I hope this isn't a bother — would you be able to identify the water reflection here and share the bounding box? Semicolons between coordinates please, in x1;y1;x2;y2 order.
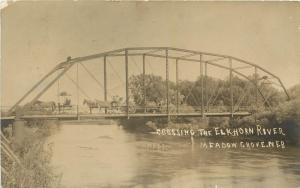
48;123;300;188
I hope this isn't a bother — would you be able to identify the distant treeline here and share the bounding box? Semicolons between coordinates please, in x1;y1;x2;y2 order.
129;73;288;110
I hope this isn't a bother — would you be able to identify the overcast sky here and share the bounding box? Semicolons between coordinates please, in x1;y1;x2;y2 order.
1;1;300;106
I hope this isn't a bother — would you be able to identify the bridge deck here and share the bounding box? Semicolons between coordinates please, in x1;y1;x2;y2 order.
1;112;251;121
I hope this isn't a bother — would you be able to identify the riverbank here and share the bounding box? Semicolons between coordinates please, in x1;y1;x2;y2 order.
1;120;61;188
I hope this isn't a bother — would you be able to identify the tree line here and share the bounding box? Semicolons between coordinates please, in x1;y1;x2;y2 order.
129;73;285;111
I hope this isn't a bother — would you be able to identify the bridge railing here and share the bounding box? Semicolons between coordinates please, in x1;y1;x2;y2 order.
2;104;254;117
176;105;254;113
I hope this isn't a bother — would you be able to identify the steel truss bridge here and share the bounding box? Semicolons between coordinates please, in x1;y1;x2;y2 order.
3;47;290;121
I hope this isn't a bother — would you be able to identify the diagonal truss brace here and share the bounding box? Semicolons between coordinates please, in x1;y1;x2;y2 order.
8;61;74;113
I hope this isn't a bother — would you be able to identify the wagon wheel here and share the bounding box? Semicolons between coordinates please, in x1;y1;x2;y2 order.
129;106;136;113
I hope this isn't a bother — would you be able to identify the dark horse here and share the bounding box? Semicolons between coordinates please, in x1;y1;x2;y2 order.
23;100;56;113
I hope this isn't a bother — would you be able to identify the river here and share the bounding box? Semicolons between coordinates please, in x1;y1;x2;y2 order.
47;122;300;188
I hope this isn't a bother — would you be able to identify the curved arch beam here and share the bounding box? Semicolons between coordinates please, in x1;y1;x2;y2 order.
63;47;289;100
9;47;289;113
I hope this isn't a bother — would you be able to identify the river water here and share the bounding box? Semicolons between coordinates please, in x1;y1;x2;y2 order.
48;122;300;188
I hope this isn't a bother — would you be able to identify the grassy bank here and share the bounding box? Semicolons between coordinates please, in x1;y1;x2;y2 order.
1;120;61;188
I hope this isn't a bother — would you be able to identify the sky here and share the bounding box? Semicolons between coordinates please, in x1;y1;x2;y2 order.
1;1;300;107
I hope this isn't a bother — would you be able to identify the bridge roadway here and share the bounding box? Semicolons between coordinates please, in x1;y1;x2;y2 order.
1;112;251;121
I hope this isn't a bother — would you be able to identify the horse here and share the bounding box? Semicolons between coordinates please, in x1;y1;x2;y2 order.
83;99;101;114
23;100;56;113
95;100;111;113
35;101;56;112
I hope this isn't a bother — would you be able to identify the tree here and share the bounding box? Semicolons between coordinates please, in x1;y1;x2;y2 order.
130;74;165;105
288;84;300;100
129;73;284;112
129;74;181;106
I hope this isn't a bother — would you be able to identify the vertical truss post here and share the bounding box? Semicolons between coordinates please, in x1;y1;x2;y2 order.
143;54;146;113
166;49;170;121
125;49;129;119
76;63;79;120
57;73;61;114
229;58;233;117
204;62;208;112
200;55;204;118
176;59;179;114
254;67;258;121
104;56;107;114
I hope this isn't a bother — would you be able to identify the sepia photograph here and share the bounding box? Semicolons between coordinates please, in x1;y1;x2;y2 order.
1;1;300;188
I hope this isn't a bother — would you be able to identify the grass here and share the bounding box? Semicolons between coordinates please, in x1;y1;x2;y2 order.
1;120;62;188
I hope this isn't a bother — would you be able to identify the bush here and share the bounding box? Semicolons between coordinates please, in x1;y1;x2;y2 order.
274;99;300;126
1;120;61;188
274;100;300;144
